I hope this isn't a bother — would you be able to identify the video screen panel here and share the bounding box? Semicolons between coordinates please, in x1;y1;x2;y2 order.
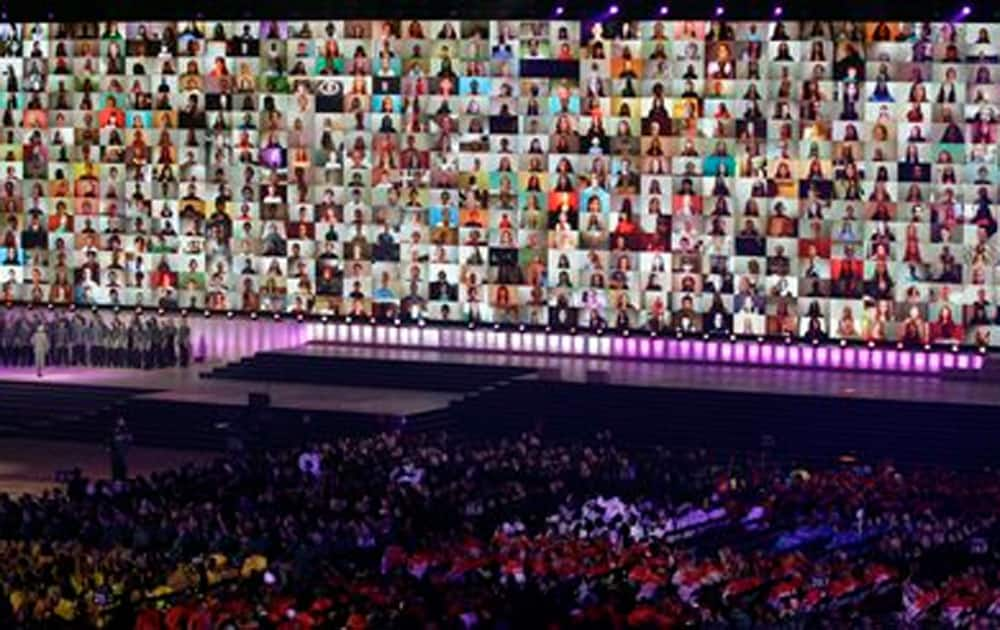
0;19;998;347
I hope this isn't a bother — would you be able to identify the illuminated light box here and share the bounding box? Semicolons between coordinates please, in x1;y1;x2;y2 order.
423;328;440;349
734;343;749;364
858;349;871;370
610;337;625;357
842;347;856;369
623;338;639;358
760;344;774;365
398;327;412;346
638;338;650;358
801;346;815;367
871;350;885;371
815;346;828;368
651;338;666;359
773;345;787;365
510;332;523;353
532;333;547;354
829;347;841;368
930;354;944;372
678;340;692;360
597;337;612;357
557;334;572;354
787;346;801;366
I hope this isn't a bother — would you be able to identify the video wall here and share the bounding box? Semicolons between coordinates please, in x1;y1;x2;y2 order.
1;19;999;346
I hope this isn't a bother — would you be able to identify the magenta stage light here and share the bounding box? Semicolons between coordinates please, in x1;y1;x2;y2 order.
296;322;983;375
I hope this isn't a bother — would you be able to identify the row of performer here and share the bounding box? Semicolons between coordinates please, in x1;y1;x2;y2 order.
0;312;193;370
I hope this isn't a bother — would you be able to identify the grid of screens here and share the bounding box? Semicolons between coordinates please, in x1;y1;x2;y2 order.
2;20;1000;347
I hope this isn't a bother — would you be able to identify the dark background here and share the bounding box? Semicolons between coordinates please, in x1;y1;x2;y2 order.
0;0;982;22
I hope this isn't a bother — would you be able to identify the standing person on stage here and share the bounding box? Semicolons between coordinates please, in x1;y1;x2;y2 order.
46;316;57;366
28;316;40;366
46;316;58;366
147;317;160;369
31;323;49;377
53;315;69;366
135;315;148;369
8;315;18;366
127;315;141;368
136;317;147;369
44;316;57;367
14;315;32;366
104;316;118;367
108;417;133;482
81;314;95;366
0;313;10;366
177;314;191;367
2;313;13;366
14;315;29;366
62;315;73;365
110;314;125;367
162;317;177;367
116;315;129;367
23;316;37;367
69;314;83;365
91;314;107;366
99;313;113;367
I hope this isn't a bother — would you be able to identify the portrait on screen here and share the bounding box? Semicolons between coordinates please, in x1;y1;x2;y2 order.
0;18;995;346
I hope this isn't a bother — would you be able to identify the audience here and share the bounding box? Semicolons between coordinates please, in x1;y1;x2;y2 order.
0;429;998;627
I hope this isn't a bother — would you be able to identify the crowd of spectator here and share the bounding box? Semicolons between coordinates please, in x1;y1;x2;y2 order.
0;429;999;627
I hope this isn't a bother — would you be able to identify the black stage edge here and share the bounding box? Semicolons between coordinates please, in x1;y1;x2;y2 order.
198;346;1000;469
4;346;996;465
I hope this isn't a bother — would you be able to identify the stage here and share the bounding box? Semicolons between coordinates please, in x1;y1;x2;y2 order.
0;363;460;415
0;341;998;413
0;340;998;467
278;343;1000;409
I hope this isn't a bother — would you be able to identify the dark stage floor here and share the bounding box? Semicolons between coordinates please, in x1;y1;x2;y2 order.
0;343;997;413
1;344;998;468
286;343;1000;409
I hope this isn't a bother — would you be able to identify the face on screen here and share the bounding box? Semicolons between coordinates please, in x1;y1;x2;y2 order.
0;19;997;346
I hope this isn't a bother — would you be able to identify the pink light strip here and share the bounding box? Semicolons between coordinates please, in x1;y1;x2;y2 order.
291;321;984;376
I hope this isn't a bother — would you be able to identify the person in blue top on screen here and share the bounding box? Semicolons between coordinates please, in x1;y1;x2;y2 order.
373;271;397;302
